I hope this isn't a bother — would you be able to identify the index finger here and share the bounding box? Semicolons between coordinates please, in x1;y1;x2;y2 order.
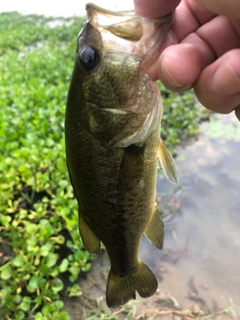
195;0;240;19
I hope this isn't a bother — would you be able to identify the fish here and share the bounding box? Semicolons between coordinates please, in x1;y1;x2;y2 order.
65;3;177;308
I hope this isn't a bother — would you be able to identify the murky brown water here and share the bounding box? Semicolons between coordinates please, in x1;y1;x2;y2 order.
64;113;240;319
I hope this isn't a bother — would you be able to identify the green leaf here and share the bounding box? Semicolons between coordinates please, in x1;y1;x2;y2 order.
18;296;32;311
46;252;57;267
39;243;52;257
27;275;40;292
35;295;43;305
67;284;82;297
54;299;64;310
12;254;25;267
40;264;50;275
25;222;38;234
14;295;22;304
42;303;53;316
54;311;70;320
50;278;64;293
1;264;12;280
15;310;25;320
59;258;69;273
35;312;46;320
69;265;80;276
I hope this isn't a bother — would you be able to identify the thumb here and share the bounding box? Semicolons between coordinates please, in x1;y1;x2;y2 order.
134;0;180;18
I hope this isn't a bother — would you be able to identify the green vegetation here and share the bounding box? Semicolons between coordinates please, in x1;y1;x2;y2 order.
160;85;199;149
0;11;207;320
0;12;89;320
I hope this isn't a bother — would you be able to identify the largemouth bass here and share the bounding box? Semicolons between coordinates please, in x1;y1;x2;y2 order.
65;3;177;308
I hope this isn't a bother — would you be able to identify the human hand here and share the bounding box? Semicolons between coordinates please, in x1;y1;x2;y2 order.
134;0;240;120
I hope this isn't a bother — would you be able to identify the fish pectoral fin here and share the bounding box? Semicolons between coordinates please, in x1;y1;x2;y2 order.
106;262;157;308
157;138;178;185
144;205;164;250
117;144;145;192
79;210;101;255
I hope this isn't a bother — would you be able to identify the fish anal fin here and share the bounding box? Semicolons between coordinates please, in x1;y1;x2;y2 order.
79;210;101;255
106;262;157;308
144;205;164;250
157;138;178;185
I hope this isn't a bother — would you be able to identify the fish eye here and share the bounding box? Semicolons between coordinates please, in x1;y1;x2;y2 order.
79;46;100;71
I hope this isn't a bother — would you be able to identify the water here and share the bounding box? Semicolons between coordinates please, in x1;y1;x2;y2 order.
141;113;240;316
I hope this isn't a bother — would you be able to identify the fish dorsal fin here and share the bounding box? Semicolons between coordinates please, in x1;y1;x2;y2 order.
144;205;164;250
157;138;178;185
79;210;101;254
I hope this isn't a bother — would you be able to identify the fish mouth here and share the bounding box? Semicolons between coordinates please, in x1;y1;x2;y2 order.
86;2;144;44
84;3;174;70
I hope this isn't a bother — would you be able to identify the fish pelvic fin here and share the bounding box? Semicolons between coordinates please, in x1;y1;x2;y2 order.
106;262;157;308
144;205;164;250
157;138;178;185
79;210;101;254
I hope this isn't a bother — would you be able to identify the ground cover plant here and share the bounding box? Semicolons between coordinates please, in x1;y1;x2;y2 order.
0;11;207;320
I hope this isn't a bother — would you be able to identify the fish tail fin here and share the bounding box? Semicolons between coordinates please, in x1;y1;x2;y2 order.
106;262;157;308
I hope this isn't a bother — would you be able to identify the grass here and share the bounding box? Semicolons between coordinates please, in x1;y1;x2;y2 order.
0;11;209;320
82;296;236;320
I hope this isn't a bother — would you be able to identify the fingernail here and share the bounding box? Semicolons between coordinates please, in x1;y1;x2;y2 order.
212;62;240;97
